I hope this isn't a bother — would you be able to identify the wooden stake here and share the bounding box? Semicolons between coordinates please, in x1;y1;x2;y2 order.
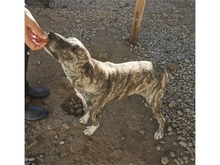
129;0;147;45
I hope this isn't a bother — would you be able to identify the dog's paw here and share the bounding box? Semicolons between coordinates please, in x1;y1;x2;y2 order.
79;113;89;124
154;131;164;140
83;125;99;136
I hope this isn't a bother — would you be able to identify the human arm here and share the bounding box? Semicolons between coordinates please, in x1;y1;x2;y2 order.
25;7;48;50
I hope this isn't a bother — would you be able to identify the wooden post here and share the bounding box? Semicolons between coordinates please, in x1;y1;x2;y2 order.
129;0;147;45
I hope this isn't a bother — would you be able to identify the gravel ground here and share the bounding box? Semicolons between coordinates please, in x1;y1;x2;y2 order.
25;0;195;164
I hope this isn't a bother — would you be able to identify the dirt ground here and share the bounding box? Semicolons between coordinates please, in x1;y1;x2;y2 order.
25;3;195;165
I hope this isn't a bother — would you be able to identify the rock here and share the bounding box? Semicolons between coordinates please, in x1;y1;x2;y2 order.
155;144;161;151
177;157;184;164
60;141;65;145
28;157;35;161
177;110;183;116
75;20;81;23
139;129;145;135
186;146;194;155
167;62;179;71
174;158;181;165
188;34;195;40
76;108;84;116
167;19;175;26
98;52;110;60
47;117;63;130
187;142;193;147
184;59;190;64
161;157;169;165
170;151;175;157
167;126;172;132
110;150;122;159
62;123;70;129
162;13;168;18
179;141;187;148
169;101;177;108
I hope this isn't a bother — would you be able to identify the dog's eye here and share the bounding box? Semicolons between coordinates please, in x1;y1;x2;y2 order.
72;45;80;53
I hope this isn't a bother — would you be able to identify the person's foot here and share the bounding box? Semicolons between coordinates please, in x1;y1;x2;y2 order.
26;86;50;99
25;105;48;121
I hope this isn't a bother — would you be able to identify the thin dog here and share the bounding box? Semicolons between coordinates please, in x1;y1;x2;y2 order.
44;32;168;139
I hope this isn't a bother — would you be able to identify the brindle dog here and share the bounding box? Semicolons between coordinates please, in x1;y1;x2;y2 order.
44;32;168;139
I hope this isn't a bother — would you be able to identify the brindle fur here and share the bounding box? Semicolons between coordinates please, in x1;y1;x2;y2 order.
44;32;168;139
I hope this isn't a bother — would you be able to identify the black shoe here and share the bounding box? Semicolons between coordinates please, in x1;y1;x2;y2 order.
25;105;49;121
26;87;50;99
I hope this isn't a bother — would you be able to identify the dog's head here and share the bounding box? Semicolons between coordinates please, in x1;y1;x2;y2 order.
44;32;93;75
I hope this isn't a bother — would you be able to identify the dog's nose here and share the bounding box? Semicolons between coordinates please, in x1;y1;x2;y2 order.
48;32;56;39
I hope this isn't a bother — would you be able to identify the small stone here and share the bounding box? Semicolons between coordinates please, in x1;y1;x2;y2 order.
161;157;169;165
156;144;161;151
168;132;175;136
62;123;70;129
167;62;179;71
54;134;58;139
28;157;35;161
173;141;178;146
191;156;195;161
37;81;41;85
159;141;165;144
177;110;183;116
186;146;194;155
139;129;145;135
188;34;195;40
167;126;172;132
174;158;181;165
60;141;65;145
37;61;41;65
179;141;187;148
169;101;177;108
184;59;190;64
172;123;178;128
187;142;193;147
76;108;84;116
177;157;184;164
110;150;122;159
47;117;63;130
167;19;175;26
75;20;81;23
162;13;168;18
170;151;175;157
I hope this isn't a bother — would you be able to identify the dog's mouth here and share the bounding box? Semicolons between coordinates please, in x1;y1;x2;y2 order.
44;32;61;59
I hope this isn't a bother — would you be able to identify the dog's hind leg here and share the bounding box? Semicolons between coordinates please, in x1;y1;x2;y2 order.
142;90;166;140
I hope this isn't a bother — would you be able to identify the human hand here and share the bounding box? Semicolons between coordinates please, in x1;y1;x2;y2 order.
25;8;49;50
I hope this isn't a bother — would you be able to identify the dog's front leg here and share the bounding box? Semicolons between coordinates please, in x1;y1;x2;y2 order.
84;103;104;136
75;89;90;124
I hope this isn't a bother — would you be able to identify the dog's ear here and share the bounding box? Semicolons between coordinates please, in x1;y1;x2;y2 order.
83;62;94;77
72;45;80;54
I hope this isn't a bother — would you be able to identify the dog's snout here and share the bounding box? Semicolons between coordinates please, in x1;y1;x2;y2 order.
48;32;56;39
